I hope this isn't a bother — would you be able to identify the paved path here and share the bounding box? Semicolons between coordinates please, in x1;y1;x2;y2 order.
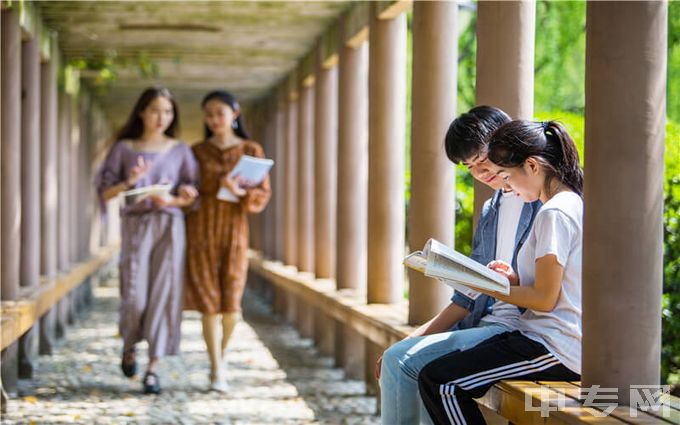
1;281;379;424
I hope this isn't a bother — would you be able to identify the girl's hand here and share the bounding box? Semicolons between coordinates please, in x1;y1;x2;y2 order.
221;173;247;198
127;156;153;187
178;185;198;202
149;194;176;208
488;260;520;286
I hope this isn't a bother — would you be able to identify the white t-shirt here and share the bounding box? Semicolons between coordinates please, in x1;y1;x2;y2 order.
496;190;525;263
480;192;525;329
516;191;583;374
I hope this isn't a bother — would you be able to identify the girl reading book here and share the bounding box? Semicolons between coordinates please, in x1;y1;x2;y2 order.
418;120;584;424
184;90;271;392
95;87;198;394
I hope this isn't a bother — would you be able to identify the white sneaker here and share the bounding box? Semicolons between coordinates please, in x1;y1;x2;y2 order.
209;373;229;393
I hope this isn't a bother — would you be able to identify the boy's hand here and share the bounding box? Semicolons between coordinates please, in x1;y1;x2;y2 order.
487;260;519;286
375;355;383;380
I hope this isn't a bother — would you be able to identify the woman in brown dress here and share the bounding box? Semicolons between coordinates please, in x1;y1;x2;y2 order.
185;90;271;391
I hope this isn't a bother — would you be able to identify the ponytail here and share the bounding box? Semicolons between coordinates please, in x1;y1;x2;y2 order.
488;120;583;196
544;121;583;196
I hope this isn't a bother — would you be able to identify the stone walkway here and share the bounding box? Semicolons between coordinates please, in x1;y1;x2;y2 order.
1;281;379;424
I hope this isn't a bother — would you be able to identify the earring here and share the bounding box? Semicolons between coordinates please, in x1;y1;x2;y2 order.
231;120;238;129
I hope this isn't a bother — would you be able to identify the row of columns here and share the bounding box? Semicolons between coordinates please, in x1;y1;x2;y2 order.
250;0;666;404
1;7;110;396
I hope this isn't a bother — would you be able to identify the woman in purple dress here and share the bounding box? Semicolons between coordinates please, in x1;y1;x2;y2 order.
96;87;198;394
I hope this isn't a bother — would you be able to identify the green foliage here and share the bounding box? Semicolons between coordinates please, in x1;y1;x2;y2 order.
668;1;680;122
69;50;160;94
454;164;474;256
457;11;477;114
534;1;586;114
663;119;680;384
534;111;585;163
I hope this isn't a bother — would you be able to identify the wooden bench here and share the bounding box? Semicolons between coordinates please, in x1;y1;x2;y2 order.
478;380;680;424
249;251;680;424
0;244;119;351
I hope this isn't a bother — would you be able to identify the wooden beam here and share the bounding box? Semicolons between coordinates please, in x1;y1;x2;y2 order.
341;2;370;47
18;0;38;39
376;0;413;20
318;21;339;69
249;251;413;349
0;244;119;351
298;49;316;87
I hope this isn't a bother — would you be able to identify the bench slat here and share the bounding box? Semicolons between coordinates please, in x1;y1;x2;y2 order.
538;381;679;424
494;381;628;424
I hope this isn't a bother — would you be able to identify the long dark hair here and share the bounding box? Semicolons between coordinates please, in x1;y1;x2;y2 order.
201;90;250;140
444;105;511;164
115;87;179;141
487;120;583;196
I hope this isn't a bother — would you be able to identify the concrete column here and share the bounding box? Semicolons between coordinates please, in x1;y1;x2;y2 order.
262;101;277;259
407;0;458;324
337;41;369;291
77;97;94;262
296;79;316;341
285;293;297;326
313;307;335;357
367;9;407;304
314;60;338;279
283;95;298;267
582;1;667;404
365;340;382;396
21;36;42;291
18;36;42;379
334;320;366;380
1;7;22;396
248;105;264;253
310;59;338;353
58;93;71;271
272;286;285;316
296;82;315;273
260;104;270;256
473;0;536;227
40;55;59;355
40;56;59;275
1;8;22;303
70;96;80;263
282;90;299;325
56;92;73;338
273;90;287;262
296;301;314;340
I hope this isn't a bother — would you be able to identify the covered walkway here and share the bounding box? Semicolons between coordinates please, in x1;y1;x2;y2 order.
2;278;378;424
1;0;677;423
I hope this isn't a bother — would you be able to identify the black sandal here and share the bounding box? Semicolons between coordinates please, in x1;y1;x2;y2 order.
121;348;137;378
143;371;161;395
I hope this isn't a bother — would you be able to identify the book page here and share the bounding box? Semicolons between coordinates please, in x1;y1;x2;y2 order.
217;155;274;203
119;184;172;207
228;155;274;186
424;239;510;295
403;251;427;273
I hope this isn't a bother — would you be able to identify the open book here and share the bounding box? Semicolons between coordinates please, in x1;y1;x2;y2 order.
119;184;172;208
404;238;510;295
217;155;274;202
